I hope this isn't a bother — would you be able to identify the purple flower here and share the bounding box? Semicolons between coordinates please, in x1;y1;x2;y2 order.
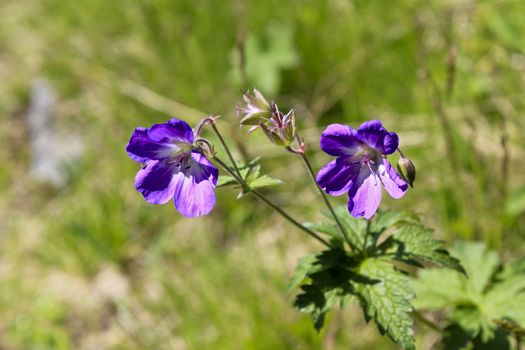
316;120;408;220
126;118;218;218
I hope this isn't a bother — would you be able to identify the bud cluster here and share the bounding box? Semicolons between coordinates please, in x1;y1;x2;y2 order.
236;89;296;147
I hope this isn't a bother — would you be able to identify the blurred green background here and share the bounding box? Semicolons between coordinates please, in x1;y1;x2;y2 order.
1;0;525;349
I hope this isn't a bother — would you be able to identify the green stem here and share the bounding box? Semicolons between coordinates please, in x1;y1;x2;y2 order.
413;310;442;333
297;150;354;250
210;122;242;179
212;156;330;247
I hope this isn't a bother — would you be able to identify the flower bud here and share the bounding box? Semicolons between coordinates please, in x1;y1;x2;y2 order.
194;137;216;159
282;109;296;144
258;107;296;147
260;122;289;147
397;155;416;188
236;88;271;125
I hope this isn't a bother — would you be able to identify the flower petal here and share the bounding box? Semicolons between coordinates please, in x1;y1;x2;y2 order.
188;151;219;185
320;124;360;156
347;169;382;220
357;120;387;152
148;118;194;144
172;176;215;218
172;151;218;218
126;127;168;163
135;160;176;204
383;132;399;155
377;158;408;199
316;157;360;196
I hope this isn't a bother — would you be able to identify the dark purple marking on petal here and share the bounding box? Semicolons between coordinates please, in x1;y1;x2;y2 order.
378;158;407;199
148;118;194;144
383;132;399;155
135;160;176;204
186;151;219;185
320;124;361;156
316;157;361;196
347;168;382;220
126;127;169;163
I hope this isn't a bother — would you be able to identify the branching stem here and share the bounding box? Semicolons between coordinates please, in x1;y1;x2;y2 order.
206;122;331;248
288;143;355;250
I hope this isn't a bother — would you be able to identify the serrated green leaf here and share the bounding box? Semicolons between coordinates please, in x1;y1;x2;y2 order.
378;224;463;272
292;249;362;331
247;174;283;190
216;175;238;187
352;258;415;350
287;253;319;294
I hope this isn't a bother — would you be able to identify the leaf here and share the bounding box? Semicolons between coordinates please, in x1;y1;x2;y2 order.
369;210;420;233
323;206;367;250
449;306;496;341
292;249;359;330
451;241;498;294
216;158;282;195
287;253;319;294
247;175;283;190
216;175;238;187
412;269;469;309
303;222;344;249
352;258;415;350
378;224;464;272
413;241;525;346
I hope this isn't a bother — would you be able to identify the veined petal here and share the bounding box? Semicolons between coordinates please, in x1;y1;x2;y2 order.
320;124;360;156
172;175;216;218
378;158;408;199
383;132;399;155
347;169;382;220
316;157;360;196
172;151;218;218
126;127;168;163
357;120;387;153
148;118;194;144
188;151;219;185
135;160;176;204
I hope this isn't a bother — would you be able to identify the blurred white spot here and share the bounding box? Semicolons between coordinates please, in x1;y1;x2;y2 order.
27;78;83;187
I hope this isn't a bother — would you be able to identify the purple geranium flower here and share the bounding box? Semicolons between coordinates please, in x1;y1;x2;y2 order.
316;120;408;220
126;118;218;218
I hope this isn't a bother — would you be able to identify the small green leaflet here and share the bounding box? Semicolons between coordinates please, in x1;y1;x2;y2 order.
216;158;282;197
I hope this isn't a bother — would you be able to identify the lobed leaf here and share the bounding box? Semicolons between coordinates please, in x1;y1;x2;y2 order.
378;224;464;272
352;258;415;350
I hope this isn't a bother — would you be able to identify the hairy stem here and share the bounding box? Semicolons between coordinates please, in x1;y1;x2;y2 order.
294;148;355;250
210;121;242;179
212;156;330;247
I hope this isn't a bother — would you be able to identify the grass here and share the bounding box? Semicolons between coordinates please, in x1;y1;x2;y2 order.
1;0;525;348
